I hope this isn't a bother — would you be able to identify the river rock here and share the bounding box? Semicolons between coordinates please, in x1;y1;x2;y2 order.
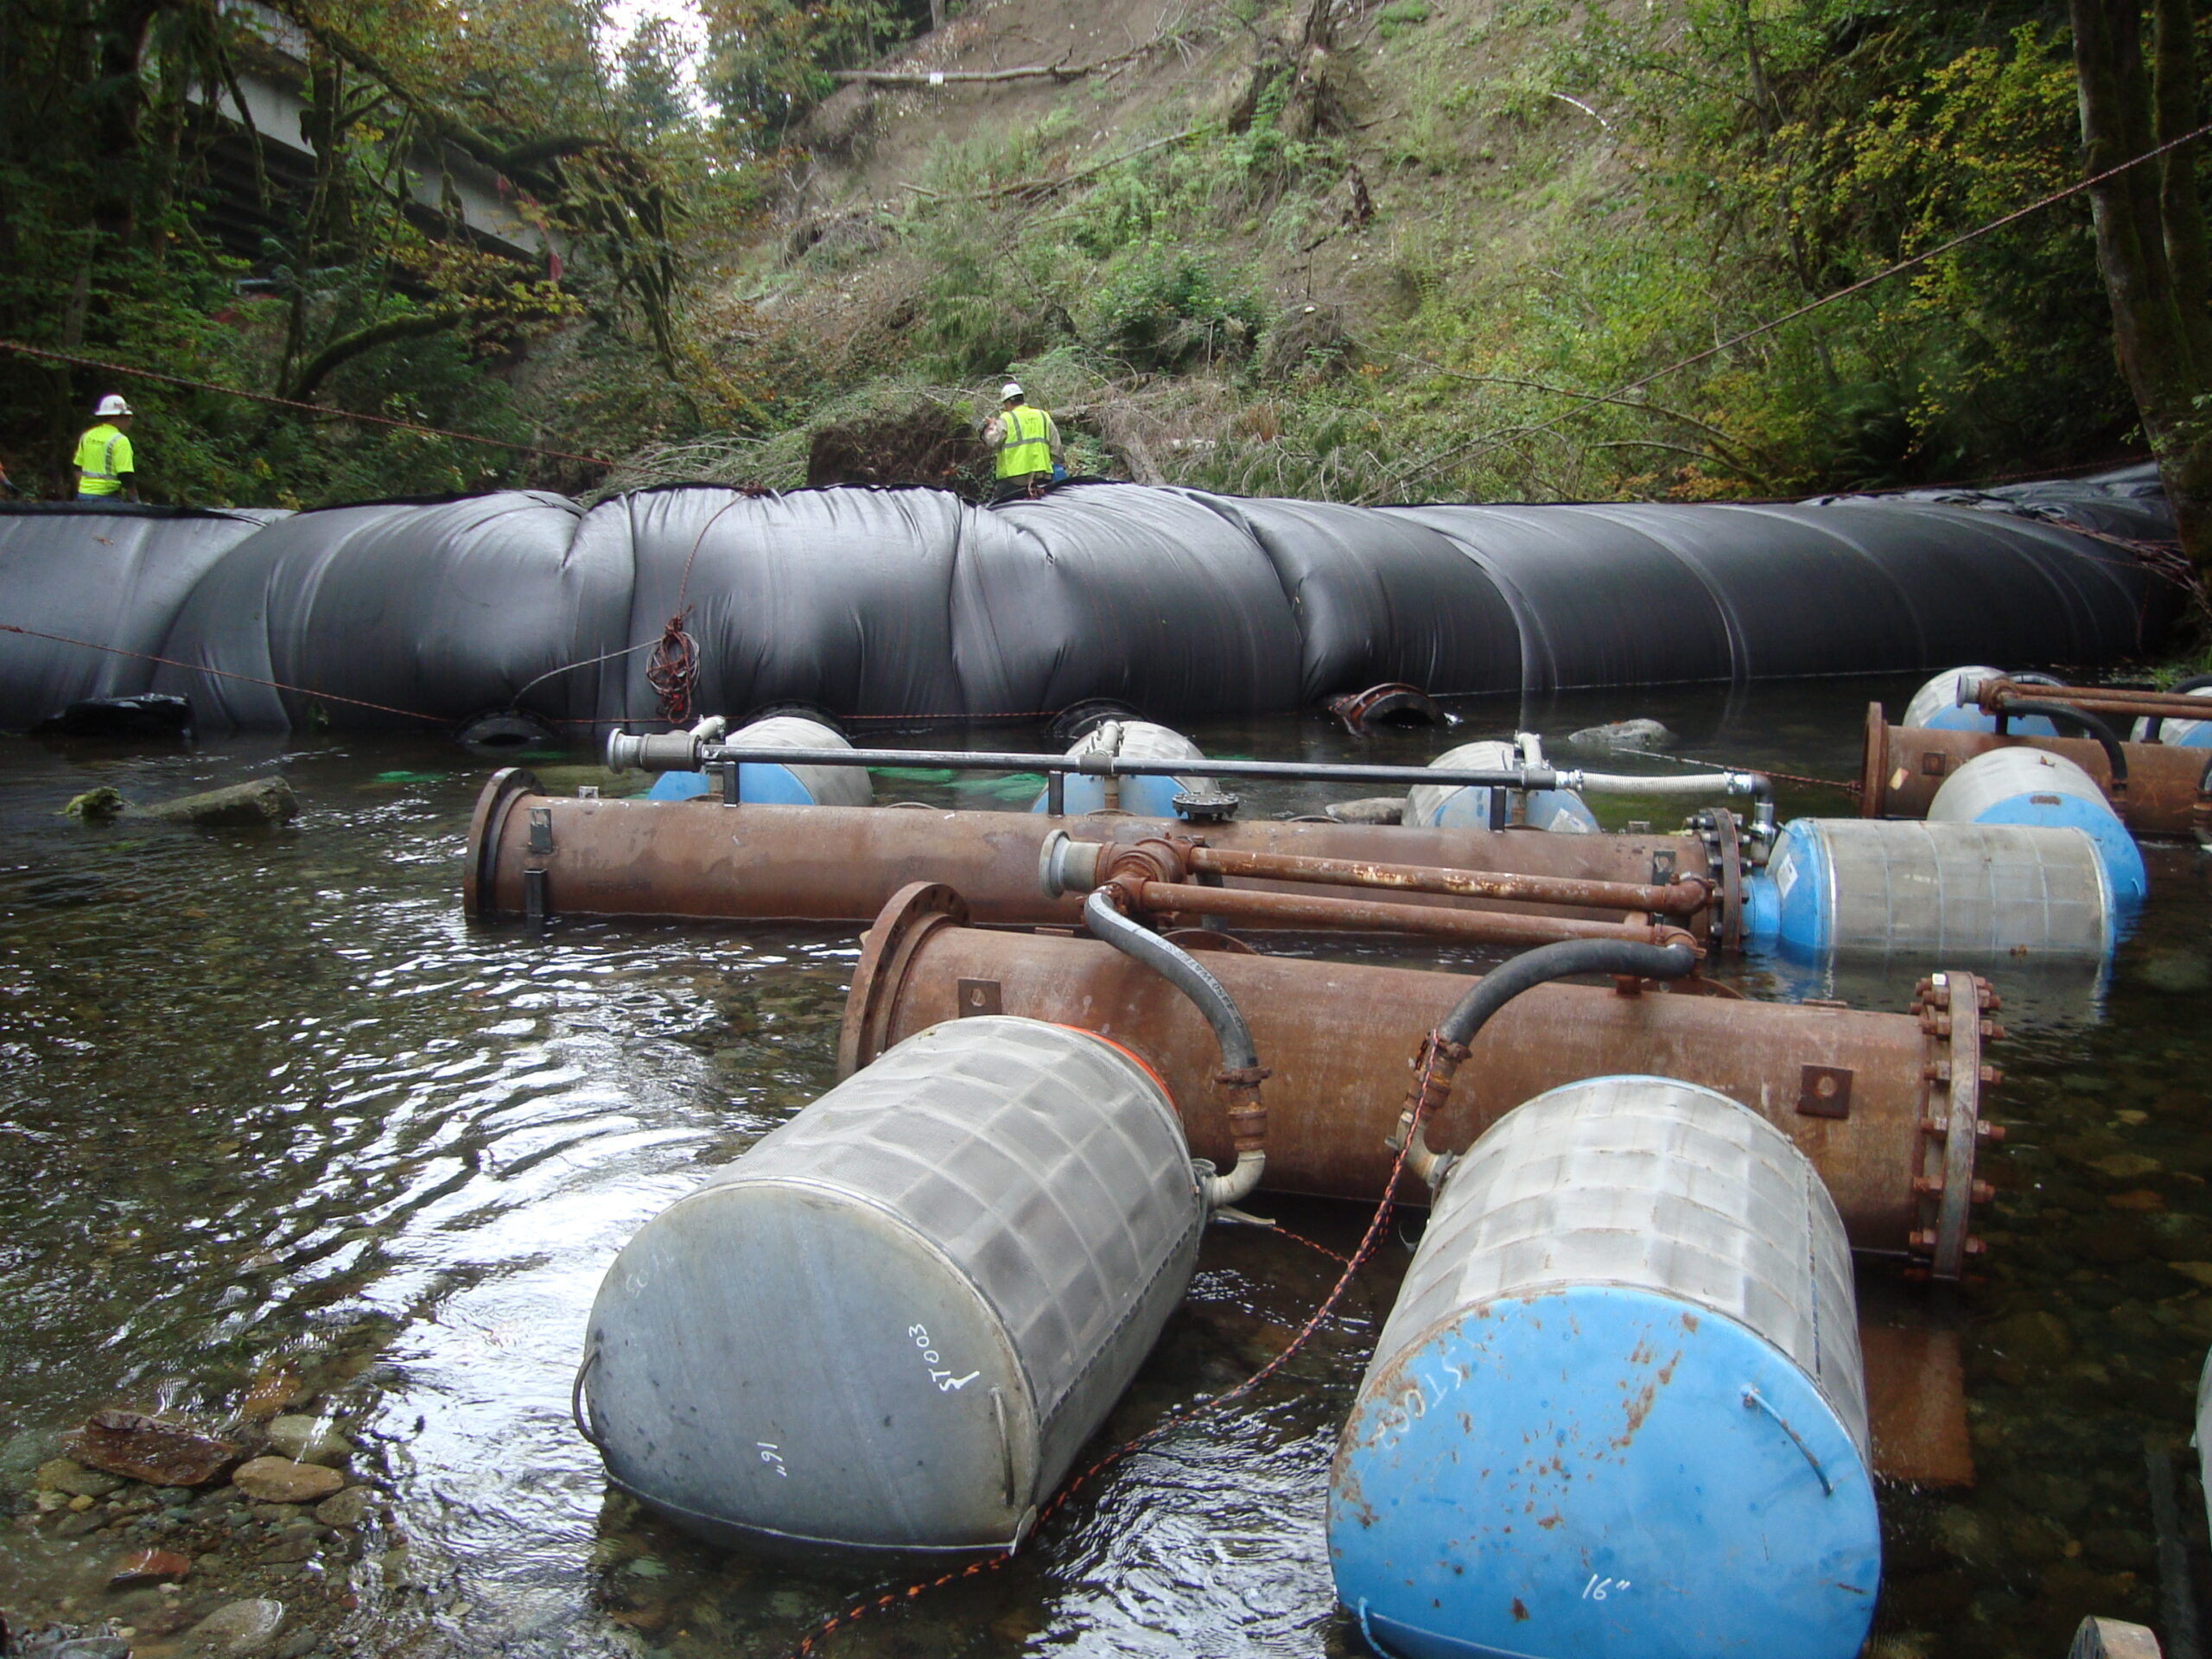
1987;1307;2075;1368
2140;948;2212;995
35;1458;122;1499
1323;797;1403;825
141;778;298;827
262;1414;352;1467
182;1598;286;1656
68;1408;240;1486
61;787;127;822
231;1458;343;1504
111;1547;192;1585
2091;1153;2162;1180
312;1485;371;1529
1565;717;1675;753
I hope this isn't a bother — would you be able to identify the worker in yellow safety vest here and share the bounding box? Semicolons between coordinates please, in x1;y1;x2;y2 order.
72;395;138;503
983;382;1064;500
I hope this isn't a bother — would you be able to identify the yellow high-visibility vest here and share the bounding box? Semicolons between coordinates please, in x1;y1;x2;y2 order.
995;405;1052;479
73;423;134;496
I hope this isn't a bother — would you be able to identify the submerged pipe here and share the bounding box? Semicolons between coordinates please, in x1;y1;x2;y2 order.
839;886;1998;1268
1391;937;1700;1185
1081;890;1267;1207
1859;704;2210;834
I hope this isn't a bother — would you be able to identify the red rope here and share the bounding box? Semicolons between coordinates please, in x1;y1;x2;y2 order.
0;338;615;469
644;614;697;726
0;621;450;723
789;1052;1444;1657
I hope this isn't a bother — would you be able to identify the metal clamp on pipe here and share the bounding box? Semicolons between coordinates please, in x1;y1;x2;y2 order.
1387;936;1702;1188
1081;887;1269;1208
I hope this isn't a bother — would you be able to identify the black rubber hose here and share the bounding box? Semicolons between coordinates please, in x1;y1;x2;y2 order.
1083;889;1257;1071
2145;675;2212;746
1436;937;1700;1052
1993;698;2129;783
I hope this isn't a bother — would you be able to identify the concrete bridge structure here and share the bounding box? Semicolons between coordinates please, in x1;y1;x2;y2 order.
189;2;556;267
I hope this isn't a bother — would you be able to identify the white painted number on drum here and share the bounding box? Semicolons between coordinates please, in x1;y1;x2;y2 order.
906;1323;980;1392
1580;1575;1630;1600
757;1441;789;1478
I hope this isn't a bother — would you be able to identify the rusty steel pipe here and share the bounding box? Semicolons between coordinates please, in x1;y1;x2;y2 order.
839;884;1998;1268
1859;703;2211;835
1123;878;1703;951
466;768;1728;932
1973;677;2212;721
1179;844;1713;915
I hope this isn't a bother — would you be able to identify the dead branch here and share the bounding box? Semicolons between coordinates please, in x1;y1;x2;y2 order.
978;125;1208;199
834;26;1167;87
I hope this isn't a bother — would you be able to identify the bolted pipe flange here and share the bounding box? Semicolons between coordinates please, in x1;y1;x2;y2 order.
1910;970;1996;1280
837;881;973;1077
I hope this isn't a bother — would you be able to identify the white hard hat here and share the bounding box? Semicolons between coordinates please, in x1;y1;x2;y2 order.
1001;382;1023;401
95;394;132;417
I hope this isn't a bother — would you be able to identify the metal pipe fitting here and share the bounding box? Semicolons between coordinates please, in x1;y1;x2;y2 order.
1081;890;1267;1208
606;728;703;773
1038;829;1103;899
1391;937;1701;1186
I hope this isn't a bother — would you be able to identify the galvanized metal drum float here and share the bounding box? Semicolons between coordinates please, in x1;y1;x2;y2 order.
1402;739;1599;834
578;1016;1205;1554
1328;1076;1879;1659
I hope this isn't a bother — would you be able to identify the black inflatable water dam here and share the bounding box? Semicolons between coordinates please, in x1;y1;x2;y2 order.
0;471;2176;732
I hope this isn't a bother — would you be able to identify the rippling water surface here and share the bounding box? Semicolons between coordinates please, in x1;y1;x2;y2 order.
1;682;2209;1659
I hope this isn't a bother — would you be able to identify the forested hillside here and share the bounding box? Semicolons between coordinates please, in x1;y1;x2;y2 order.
0;0;2200;518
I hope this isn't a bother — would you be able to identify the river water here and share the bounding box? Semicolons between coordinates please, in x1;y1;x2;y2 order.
1;678;2209;1659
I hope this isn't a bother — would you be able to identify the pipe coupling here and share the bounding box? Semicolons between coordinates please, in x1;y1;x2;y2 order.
1224;1097;1268;1156
605;728;703;774
1038;829;1103;899
1104;836;1194;887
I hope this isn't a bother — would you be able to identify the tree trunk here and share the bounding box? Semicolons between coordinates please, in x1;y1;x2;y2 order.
2071;0;2212;576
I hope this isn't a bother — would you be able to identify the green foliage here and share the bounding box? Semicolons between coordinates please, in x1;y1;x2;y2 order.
0;0;726;505
702;0;926;145
1088;244;1262;371
1374;0;1429;41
